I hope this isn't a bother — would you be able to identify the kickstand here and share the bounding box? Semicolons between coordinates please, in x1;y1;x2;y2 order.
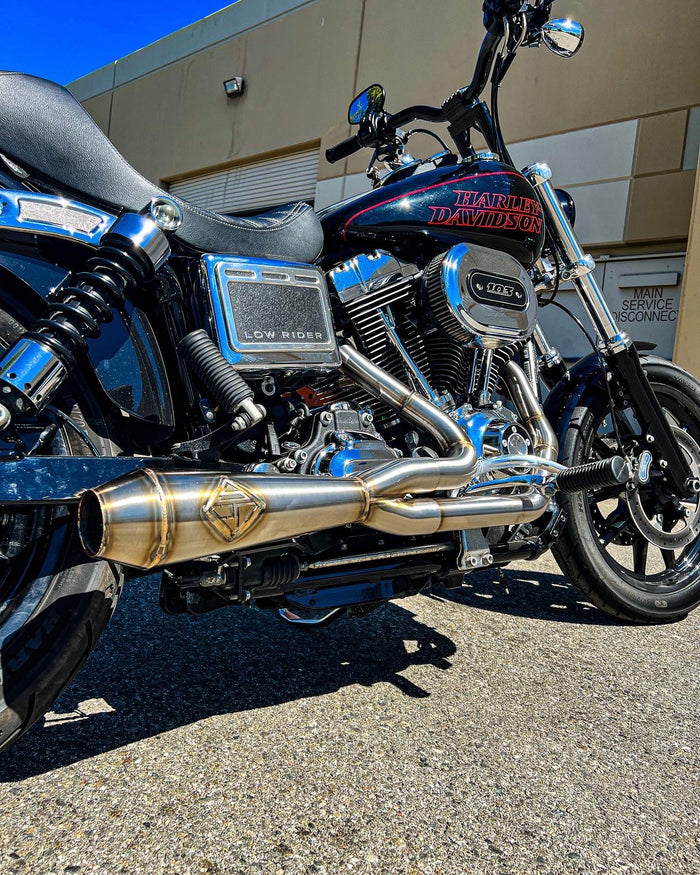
496;567;509;595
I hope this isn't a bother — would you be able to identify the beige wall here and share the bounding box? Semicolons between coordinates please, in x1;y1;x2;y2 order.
89;1;364;186
72;0;700;359
674;156;700;377
77;0;700;250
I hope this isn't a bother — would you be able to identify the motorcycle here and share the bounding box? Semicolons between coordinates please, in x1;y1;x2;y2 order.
0;0;698;753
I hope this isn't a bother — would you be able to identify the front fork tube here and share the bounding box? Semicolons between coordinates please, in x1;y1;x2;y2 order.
525;162;695;496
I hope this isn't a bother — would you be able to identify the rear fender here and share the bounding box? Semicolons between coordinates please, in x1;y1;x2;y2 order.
0;250;174;431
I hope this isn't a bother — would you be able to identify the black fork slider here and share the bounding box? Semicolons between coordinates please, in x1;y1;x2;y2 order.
555;456;630;494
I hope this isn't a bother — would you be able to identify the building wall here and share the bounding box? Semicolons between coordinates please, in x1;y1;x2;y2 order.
70;0;700;252
68;0;700;361
674;154;700;376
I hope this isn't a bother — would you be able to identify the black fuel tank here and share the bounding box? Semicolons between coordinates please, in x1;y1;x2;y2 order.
320;157;545;266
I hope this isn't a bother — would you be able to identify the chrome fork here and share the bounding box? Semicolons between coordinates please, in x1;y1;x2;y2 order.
523;162;630;355
524;162;696;496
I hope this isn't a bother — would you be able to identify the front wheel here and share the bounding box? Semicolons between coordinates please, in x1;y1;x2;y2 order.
552;357;700;623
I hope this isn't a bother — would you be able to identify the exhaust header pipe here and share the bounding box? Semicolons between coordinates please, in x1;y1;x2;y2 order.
78;346;549;569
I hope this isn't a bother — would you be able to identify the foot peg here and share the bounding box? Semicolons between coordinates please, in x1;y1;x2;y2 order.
555;456;630;494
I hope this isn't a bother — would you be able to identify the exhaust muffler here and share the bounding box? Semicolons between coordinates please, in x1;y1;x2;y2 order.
78;346;550;569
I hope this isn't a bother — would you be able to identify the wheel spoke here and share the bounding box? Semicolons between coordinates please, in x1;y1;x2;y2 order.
632;537;648;575
661;549;676;570
599;506;631;546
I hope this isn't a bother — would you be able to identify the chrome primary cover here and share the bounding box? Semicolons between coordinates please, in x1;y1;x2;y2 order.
424;242;537;348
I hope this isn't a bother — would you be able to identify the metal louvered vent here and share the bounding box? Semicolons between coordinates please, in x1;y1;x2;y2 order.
167;148;320;214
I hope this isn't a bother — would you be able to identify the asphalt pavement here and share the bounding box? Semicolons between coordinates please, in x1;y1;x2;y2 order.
0;554;698;874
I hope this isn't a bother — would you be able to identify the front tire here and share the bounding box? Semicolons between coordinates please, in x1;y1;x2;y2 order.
552;357;700;623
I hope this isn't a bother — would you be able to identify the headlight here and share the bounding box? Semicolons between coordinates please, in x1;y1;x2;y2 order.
555;188;576;227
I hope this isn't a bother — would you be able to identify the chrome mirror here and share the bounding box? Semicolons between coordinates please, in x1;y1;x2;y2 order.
348;84;385;125
541;18;585;58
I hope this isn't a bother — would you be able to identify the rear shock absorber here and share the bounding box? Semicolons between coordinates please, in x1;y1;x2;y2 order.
0;208;172;415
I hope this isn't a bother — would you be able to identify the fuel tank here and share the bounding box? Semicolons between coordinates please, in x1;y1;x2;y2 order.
320;157;545;266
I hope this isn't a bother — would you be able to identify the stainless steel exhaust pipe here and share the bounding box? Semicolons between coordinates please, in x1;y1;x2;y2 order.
501;359;559;462
78;470;368;569
366;491;549;537
78;346;550;569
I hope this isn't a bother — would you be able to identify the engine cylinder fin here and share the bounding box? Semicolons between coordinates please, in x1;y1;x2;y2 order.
332;271;429;409
490;343;523;398
423;335;473;396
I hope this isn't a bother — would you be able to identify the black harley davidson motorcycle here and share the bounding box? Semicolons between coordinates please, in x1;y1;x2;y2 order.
0;0;698;752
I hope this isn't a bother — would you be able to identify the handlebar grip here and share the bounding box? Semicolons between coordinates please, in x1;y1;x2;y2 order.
325;135;362;164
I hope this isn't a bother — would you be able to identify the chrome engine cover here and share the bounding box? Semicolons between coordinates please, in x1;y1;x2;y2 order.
424;242;537;348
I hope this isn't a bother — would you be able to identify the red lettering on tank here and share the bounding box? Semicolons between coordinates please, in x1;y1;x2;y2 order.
428;189;543;236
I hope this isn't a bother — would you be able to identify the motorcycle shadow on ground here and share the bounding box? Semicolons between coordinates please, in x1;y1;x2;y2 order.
0;577;457;779
0;567;609;779
436;565;617;626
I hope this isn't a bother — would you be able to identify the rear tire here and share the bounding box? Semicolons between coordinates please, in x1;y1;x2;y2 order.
552;357;700;623
0;305;123;753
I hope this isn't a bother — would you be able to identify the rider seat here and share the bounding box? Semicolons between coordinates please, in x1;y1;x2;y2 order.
0;72;323;264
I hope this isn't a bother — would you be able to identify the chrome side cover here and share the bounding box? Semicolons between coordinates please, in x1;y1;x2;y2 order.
0;189;115;245
202;254;340;370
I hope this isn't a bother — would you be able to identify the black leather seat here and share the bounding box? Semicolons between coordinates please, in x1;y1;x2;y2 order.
0;72;324;263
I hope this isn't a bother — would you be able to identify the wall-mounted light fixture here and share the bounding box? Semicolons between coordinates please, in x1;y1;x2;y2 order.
223;77;245;98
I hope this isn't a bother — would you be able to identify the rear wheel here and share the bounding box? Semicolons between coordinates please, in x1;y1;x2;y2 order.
552;357;700;623
0;305;122;753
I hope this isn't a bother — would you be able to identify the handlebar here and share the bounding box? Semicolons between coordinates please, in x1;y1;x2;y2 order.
326;2;555;165
459;30;501;104
325;134;362;164
387;104;445;131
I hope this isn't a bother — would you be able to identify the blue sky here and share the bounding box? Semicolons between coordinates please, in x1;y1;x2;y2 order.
6;1;235;85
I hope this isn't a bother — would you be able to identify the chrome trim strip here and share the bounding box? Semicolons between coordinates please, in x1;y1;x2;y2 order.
0;190;115;245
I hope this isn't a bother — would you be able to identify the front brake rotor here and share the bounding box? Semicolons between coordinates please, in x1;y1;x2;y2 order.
626;426;700;549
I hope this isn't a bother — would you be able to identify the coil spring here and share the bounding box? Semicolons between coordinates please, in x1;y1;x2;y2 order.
262;554;302;588
28;237;154;367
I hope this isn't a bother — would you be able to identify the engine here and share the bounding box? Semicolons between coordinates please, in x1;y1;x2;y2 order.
198;244;540;480
159;244;553;613
260;242;539;476
316;244;538;416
